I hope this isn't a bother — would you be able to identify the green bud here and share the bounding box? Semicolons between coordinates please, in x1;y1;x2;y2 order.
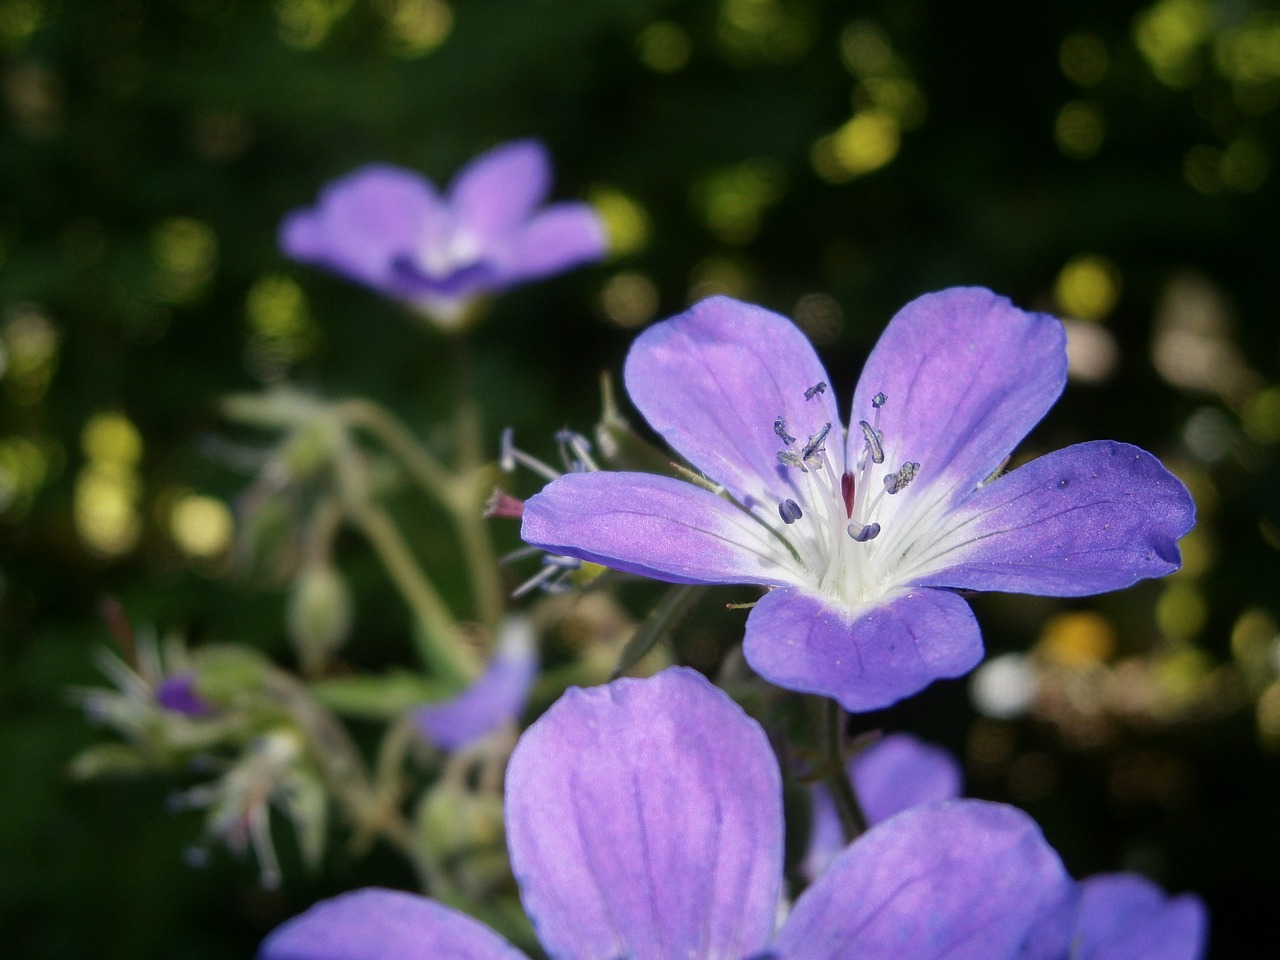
287;562;354;673
416;781;511;897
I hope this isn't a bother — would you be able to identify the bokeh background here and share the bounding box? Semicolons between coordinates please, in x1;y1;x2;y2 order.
3;0;1279;956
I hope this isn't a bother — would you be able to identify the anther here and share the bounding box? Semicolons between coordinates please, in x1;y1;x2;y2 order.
848;521;881;542
859;420;885;464
777;450;808;471
802;422;832;462
556;429;598;472
778;499;803;524
872;392;887;408
805;381;827;401
774;417;796;445
883;461;921;494
840;471;856;518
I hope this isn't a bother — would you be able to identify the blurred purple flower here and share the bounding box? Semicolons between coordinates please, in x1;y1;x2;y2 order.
804;732;962;880
155;673;217;718
412;617;537;751
280;139;606;327
261;668;1081;960
522;289;1195;711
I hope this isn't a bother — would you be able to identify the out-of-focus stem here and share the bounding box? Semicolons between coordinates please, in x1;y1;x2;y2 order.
820;697;868;842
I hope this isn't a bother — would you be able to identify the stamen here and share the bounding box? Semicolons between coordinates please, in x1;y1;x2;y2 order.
556;429;599;472
872;392;887;408
774;417;796;445
883;461;921;494
777;450;808;471
499;427;561;482
778;499;803;524
804;381;828;401
858;420;885;464
841;471;856;518
848;521;881;542
802;422;832;463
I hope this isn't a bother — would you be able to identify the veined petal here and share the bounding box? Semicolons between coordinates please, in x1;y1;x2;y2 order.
624;296;841;513
449;139;550;246
413;617;537;751
521;471;801;586
849;287;1067;515
909;441;1194;596
280;165;442;293
505;667;781;960
502;203;607;281
774;800;1078;960
1075;873;1208;960
742;586;983;712
258;888;529;960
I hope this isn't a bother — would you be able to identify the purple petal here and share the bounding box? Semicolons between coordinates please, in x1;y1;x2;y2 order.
448;139;550;246
805;734;963;880
279;165;442;297
849;288;1066;514
1075;873;1208;960
852;733;964;823
413;617;537;751
624;296;842;513
155;673;216;717
504;667;781;960
500;203;607;282
521;470;802;586
259;888;529;960
742;586;984;712
774;800;1078;960
912;441;1195;596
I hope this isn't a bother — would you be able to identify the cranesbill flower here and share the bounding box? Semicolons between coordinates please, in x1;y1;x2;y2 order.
280;140;606;328
521;289;1196;711
413;616;538;751
260;667;1079;960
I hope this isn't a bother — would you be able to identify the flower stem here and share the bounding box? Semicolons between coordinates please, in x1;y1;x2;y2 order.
820;697;868;842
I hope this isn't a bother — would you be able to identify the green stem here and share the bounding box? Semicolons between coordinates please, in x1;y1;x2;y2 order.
820;697;868;842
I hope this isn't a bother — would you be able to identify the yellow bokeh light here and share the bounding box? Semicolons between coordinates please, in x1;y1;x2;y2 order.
74;467;141;557
1054;101;1106;159
717;0;814;66
1039;611;1116;668
688;256;752;302
857;77;927;129
1184;144;1223;193
1215;14;1280;85
0;435;48;513
1134;0;1213;88
170;493;234;560
637;21;692;73
381;0;452;57
81;411;142;466
813;110;900;183
1155;581;1208;641
3;305;59;406
1243;386;1280;443
1059;32;1109;86
1054;254;1121;322
841;20;894;77
693;160;786;245
0;0;42;49
1257;680;1280;748
275;0;353;49
1220;137;1270;192
599;272;659;329
151;217;217;304
589;187;651;258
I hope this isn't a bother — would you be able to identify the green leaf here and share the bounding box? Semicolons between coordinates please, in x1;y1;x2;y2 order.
308;672;454;720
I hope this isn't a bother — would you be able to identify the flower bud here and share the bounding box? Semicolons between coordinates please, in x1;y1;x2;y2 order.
286;561;354;674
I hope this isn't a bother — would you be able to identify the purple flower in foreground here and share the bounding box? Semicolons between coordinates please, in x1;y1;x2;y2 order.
261;668;1079;960
804;736;1208;960
413;616;538;751
804;732;962;880
280;139;606;327
522;289;1196;711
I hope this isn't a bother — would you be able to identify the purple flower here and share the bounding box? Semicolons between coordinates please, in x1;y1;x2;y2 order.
521;289;1195;711
413;617;538;751
260;668;1079;960
804;733;962;880
155;672;217;718
280;140;606;327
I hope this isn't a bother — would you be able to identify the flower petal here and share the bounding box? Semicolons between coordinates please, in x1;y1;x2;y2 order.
413;617;537;751
521;470;801;585
504;667;781;960
624;296;842;513
910;441;1194;596
1075;873;1208;960
501;203;607;281
853;733;963;823
848;287;1067;513
259;888;529;960
774;800;1078;960
280;165;442;295
448;139;550;246
742;586;984;712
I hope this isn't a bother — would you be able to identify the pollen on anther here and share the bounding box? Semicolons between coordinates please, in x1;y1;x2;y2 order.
848;521;881;542
884;461;921;494
802;422;832;461
859;420;885;464
872;392;887;408
804;381;827;401
774;417;796;446
778;499;803;524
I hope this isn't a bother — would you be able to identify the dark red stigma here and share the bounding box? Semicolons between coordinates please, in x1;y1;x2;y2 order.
841;471;856;519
